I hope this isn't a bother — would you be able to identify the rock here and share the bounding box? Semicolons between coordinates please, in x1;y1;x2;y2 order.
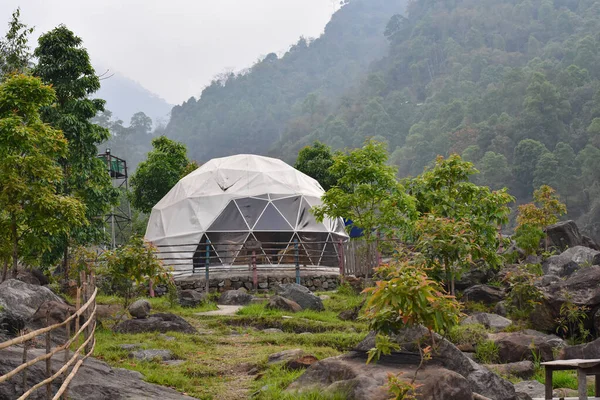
546;220;584;251
484;361;535;379
338;300;365;321
128;300;151;319
287;353;475;400
455;267;494;291
319;294;330;300
558;337;600;359
128;349;175;361
0;279;64;322
462;285;505;305
274;283;324;311
29;301;75;330
344;275;364;294
487;331;564;363
542;246;600;277
159;334;176;341
262;328;284;334
494;301;508;317
286;355;319;370
461;313;512;332
218;289;252;306
513;380;547;399
114;313;197;334
594;308;600;337
355;328;517;400
118;344;142;351
0;347;196;400
164;360;185;366
582;235;600;251
537;274;560;287
266;295;302;312
178;289;205;308
268;349;304;364
530;266;600;332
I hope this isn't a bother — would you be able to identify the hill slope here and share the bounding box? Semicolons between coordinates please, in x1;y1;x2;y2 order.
164;0;408;161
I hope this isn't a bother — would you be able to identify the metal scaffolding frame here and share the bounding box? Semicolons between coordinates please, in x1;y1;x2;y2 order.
98;149;131;249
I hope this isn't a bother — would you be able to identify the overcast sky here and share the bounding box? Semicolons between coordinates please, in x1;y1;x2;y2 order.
0;0;338;104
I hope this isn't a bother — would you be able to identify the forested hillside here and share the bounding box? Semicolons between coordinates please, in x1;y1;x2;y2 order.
164;0;407;161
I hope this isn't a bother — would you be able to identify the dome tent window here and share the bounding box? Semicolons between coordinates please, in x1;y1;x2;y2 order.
145;154;348;277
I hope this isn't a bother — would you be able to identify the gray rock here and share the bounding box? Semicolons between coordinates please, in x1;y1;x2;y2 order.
462;285;505;305
128;299;151;319
455;267;494;291
484;361;535;379
0;347;196;400
274;283;324;311
119;344;142;351
542;246;600;277
513;380;546;399
266;295;302;312
287;353;474;400
537;274;560;287
494;301;508;317
114;313;197;334
0;279;65;336
178;289;205;308
355;328;517;400
462;313;512;332
559;336;600;359
487;331;564;363
218;289;252;306
546;220;584;251
262;328;284;334
129;349;175;361
268;349;305;364
164;360;186;366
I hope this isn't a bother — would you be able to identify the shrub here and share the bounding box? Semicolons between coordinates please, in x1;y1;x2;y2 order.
475;339;500;364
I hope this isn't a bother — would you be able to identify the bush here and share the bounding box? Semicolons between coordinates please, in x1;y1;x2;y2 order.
448;323;488;346
475;340;500;364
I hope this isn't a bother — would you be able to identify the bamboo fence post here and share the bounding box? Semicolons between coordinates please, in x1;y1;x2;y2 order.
62;310;70;400
21;330;28;394
45;309;52;400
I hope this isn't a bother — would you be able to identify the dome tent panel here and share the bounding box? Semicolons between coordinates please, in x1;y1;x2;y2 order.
296;197;329;232
161;198;203;237
234;197;269;229
253;203;294;231
207;200;250;231
203;231;249;265
253;232;295;264
272;196;302;229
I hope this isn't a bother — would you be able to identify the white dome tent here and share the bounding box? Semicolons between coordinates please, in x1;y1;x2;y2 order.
145;154;348;277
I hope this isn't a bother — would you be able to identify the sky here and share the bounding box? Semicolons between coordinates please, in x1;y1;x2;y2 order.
0;0;338;104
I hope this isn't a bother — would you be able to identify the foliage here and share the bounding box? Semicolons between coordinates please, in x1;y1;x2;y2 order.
313;139;416;245
555;292;590;345
100;237;171;308
33;25;118;274
0;74;85;277
294;141;339;191
514;185;567;254
502;264;544;320
0;8;33;78
408;155;514;294
448;323;488;347
130;136;194;213
475;340;500;364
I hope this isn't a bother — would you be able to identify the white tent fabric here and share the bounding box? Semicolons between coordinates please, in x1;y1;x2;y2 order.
145;154;348;277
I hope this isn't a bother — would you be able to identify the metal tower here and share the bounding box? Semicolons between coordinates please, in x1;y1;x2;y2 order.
98;149;131;249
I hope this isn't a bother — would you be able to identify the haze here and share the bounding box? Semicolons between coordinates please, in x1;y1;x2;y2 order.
0;0;338;104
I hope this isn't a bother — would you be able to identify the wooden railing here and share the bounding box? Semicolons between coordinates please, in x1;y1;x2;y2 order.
0;272;97;400
342;240;379;278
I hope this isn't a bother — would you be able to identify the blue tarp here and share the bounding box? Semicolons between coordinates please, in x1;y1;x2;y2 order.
344;219;364;238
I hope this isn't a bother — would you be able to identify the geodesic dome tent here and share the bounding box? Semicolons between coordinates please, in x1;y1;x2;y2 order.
145;154;348;277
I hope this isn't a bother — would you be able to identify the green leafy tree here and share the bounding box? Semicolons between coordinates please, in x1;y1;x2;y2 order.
478;151;512;190
312;140;417;247
513;139;549;197
130;136;195;213
0;8;33;78
533;152;560;189
407;155;514;294
33;25;118;276
294;141;339;191
0;74;85;278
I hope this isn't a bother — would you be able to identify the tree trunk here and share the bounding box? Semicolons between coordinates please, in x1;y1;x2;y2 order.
11;216;18;278
1;259;8;282
63;244;69;281
149;279;155;298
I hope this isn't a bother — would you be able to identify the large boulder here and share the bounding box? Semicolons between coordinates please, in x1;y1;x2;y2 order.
542;246;600;277
514;381;546;399
530;266;600;332
266;295;302;312
0;347;195;400
178;289;206;308
287;353;475;400
128;300;151;319
274;283;324;311
461;313;512;332
546;220;583;251
0;279;65;337
487;331;564;363
558;337;600;359
355;328;517;400
484;361;534;379
114;313;197;334
462;285;505;305
218;289;252;306
128;349;175;361
455;267;494;291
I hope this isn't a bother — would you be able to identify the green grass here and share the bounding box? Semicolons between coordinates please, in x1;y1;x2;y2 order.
529;365;596;396
96;294;219;316
94;288;367;399
448;323;488;346
474;339;500;364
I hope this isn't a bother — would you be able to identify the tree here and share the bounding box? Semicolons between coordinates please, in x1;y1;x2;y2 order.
0;8;33;78
0;74;85;278
513;139;549;197
33;25;118;276
533;152;560;189
294;141;339;191
130;136;194;213
407;155;514;294
312;140;417;270
478;151;512;190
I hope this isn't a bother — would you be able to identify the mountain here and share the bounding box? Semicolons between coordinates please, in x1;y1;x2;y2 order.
164;0;408;162
94;68;173;127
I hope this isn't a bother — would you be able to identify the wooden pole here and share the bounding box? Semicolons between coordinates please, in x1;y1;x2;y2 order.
205;240;210;294
252;250;257;291
21;333;28;395
338;240;345;284
45;310;52;400
294;239;300;285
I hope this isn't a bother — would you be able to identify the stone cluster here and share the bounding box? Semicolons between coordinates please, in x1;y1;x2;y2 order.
176;273;340;293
